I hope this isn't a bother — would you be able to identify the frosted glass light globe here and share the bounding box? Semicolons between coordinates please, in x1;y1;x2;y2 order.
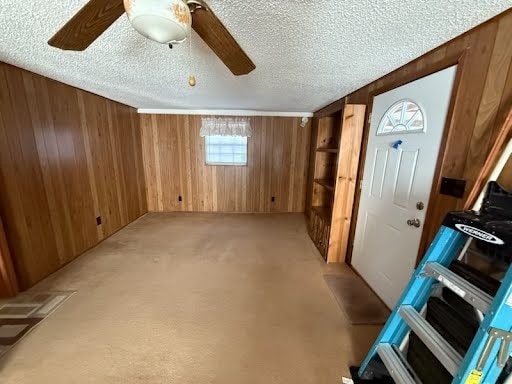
124;0;192;44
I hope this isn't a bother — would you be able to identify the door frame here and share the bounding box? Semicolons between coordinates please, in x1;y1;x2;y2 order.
346;50;467;266
0;216;19;298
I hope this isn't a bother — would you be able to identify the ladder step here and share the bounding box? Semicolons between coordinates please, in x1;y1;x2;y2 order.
376;344;418;384
423;262;493;314
399;305;463;376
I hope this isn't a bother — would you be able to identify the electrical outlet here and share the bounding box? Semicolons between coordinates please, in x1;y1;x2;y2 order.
271;196;275;203
178;195;183;202
96;216;102;226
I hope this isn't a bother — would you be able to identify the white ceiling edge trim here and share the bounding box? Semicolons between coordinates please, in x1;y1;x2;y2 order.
137;109;314;117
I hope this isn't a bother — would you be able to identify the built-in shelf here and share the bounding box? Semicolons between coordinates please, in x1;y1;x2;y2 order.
308;104;366;263
311;206;332;223
314;178;335;191
316;147;339;153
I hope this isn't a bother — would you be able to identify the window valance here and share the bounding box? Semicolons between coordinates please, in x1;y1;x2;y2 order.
199;117;252;137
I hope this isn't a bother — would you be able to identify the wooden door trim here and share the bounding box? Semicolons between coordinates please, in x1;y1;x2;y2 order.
415;53;468;264
346;50;467;265
0;216;18;298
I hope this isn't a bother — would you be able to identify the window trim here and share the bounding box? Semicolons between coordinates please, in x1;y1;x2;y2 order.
376;99;426;136
204;135;249;167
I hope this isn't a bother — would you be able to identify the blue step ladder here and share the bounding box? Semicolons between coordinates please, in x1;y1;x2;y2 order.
357;182;512;384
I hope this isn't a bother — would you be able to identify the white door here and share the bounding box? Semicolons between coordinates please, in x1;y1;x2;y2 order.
352;66;457;308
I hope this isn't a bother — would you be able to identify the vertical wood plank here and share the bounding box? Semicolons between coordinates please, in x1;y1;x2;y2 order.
22;72;70;260
461;17;512;199
76;91;104;240
1;68;60;285
0;216;18;298
327;105;366;263
106;102;127;225
140;115;157;211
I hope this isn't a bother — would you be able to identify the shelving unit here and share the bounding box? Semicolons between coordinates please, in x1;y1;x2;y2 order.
314;178;335;192
306;104;367;262
316;147;339;153
311;206;332;222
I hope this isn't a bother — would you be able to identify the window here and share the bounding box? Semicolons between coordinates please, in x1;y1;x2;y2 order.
205;135;248;166
377;100;425;135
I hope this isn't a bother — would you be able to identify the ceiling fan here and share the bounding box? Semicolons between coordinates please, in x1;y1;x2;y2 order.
48;0;255;76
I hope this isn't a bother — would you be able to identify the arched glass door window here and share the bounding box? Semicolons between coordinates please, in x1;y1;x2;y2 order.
377;100;425;135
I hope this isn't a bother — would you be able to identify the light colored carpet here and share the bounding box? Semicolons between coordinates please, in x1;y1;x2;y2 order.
324;275;390;325
0;213;381;383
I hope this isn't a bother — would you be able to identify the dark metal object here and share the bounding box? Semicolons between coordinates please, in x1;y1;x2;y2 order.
407;218;421;228
440;177;466;198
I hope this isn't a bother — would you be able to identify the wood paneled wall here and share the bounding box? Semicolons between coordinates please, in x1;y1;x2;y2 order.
140;115;311;212
0;63;147;289
316;9;512;263
0;217;18;298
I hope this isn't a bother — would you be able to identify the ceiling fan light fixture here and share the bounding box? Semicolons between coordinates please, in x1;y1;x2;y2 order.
124;0;192;44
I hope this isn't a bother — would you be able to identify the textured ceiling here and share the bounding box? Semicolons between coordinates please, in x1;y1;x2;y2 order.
1;1;511;112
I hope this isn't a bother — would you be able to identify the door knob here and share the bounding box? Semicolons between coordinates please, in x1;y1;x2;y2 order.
407;219;421;228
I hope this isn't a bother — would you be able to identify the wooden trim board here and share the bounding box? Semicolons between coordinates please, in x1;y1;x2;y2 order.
327;105;366;263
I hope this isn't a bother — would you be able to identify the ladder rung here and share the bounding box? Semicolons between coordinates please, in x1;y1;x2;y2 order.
377;344;418;384
399;305;462;376
423;262;493;313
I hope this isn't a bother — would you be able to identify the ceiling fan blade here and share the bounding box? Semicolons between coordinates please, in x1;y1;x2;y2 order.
191;4;255;76
48;0;125;51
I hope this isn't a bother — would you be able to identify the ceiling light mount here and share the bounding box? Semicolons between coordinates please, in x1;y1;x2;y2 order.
187;0;209;14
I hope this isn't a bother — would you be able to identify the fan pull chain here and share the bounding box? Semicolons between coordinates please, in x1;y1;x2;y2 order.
188;27;196;87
